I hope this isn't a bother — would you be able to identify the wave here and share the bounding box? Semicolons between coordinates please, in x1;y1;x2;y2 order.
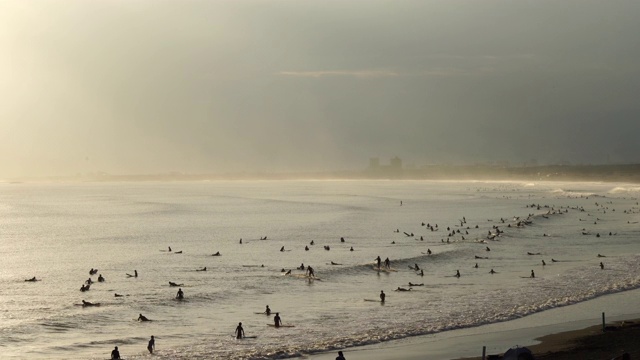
609;186;640;195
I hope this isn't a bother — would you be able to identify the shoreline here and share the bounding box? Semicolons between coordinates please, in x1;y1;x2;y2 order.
300;287;640;360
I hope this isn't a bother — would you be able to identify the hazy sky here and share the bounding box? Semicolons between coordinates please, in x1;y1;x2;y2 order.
1;0;639;178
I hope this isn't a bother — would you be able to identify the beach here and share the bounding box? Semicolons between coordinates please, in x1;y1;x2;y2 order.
302;287;640;360
1;180;639;359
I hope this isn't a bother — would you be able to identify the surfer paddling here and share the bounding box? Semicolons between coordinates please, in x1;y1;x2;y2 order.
138;313;150;322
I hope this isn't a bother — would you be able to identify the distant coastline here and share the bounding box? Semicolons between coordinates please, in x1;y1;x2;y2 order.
4;163;640;184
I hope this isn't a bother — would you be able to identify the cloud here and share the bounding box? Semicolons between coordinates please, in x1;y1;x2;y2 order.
277;70;399;78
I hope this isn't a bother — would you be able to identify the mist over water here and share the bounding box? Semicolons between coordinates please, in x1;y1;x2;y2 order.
1;180;639;359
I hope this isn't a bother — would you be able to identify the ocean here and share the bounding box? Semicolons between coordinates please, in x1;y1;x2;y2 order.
1;180;639;359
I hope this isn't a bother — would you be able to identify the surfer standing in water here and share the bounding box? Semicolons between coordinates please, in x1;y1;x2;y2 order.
147;335;155;353
274;313;282;328
265;305;271;315
235;322;245;339
380;290;386;303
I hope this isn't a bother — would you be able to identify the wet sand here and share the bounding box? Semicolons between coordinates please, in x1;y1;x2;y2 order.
458;319;640;360
302;288;640;360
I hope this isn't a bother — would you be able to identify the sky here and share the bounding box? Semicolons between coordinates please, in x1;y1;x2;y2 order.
1;0;639;178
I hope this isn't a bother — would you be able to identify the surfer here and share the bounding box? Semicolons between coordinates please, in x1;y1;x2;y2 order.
419;269;424;276
597;254;606;258
530;270;535;278
82;300;96;306
600;262;604;269
350;247;354;251
341;237;345;242
305;246;309;251
235;322;245;339
384;257;390;269
212;251;221;256
169;282;183;287
298;264;305;270
197;267;207;271
490;269;496;274
414;263;420;271
336;350;346;360
168;246;172;252
138;313;150;322
380;290;385;303
284;269;292;275
542;260;546;266
126;270;138;278
455;270;461;278
265;305;271;315
176;288;184;299
551;258;558;262
474;263;478;268
409;282;424;286
280;246;285;252
306;266;315;278
427;249;432;255
375;256;381;269
111;346;121;359
80;284;90;292
330;261;341;265
147;335;155;353
395;287;411;291
98;274;105;282
114;293;124;297
310;240;314;245
274;313;282;328
25;276;37;282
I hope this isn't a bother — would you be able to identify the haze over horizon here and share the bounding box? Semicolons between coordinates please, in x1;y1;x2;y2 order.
1;0;639;178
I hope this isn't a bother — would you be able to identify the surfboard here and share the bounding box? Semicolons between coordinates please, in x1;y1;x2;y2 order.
267;324;295;328
364;299;381;302
254;312;271;315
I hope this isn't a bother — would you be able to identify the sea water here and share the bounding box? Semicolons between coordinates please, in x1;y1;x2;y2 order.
0;180;639;359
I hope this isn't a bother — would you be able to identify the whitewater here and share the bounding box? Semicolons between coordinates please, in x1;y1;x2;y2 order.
0;180;639;359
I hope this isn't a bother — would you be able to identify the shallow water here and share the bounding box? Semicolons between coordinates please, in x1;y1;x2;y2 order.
0;180;639;359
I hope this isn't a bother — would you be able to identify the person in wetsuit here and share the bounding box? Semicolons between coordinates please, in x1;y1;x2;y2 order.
235;323;244;339
274;313;282;328
380;290;386;303
111;346;120;359
147;335;155;353
176;288;184;299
